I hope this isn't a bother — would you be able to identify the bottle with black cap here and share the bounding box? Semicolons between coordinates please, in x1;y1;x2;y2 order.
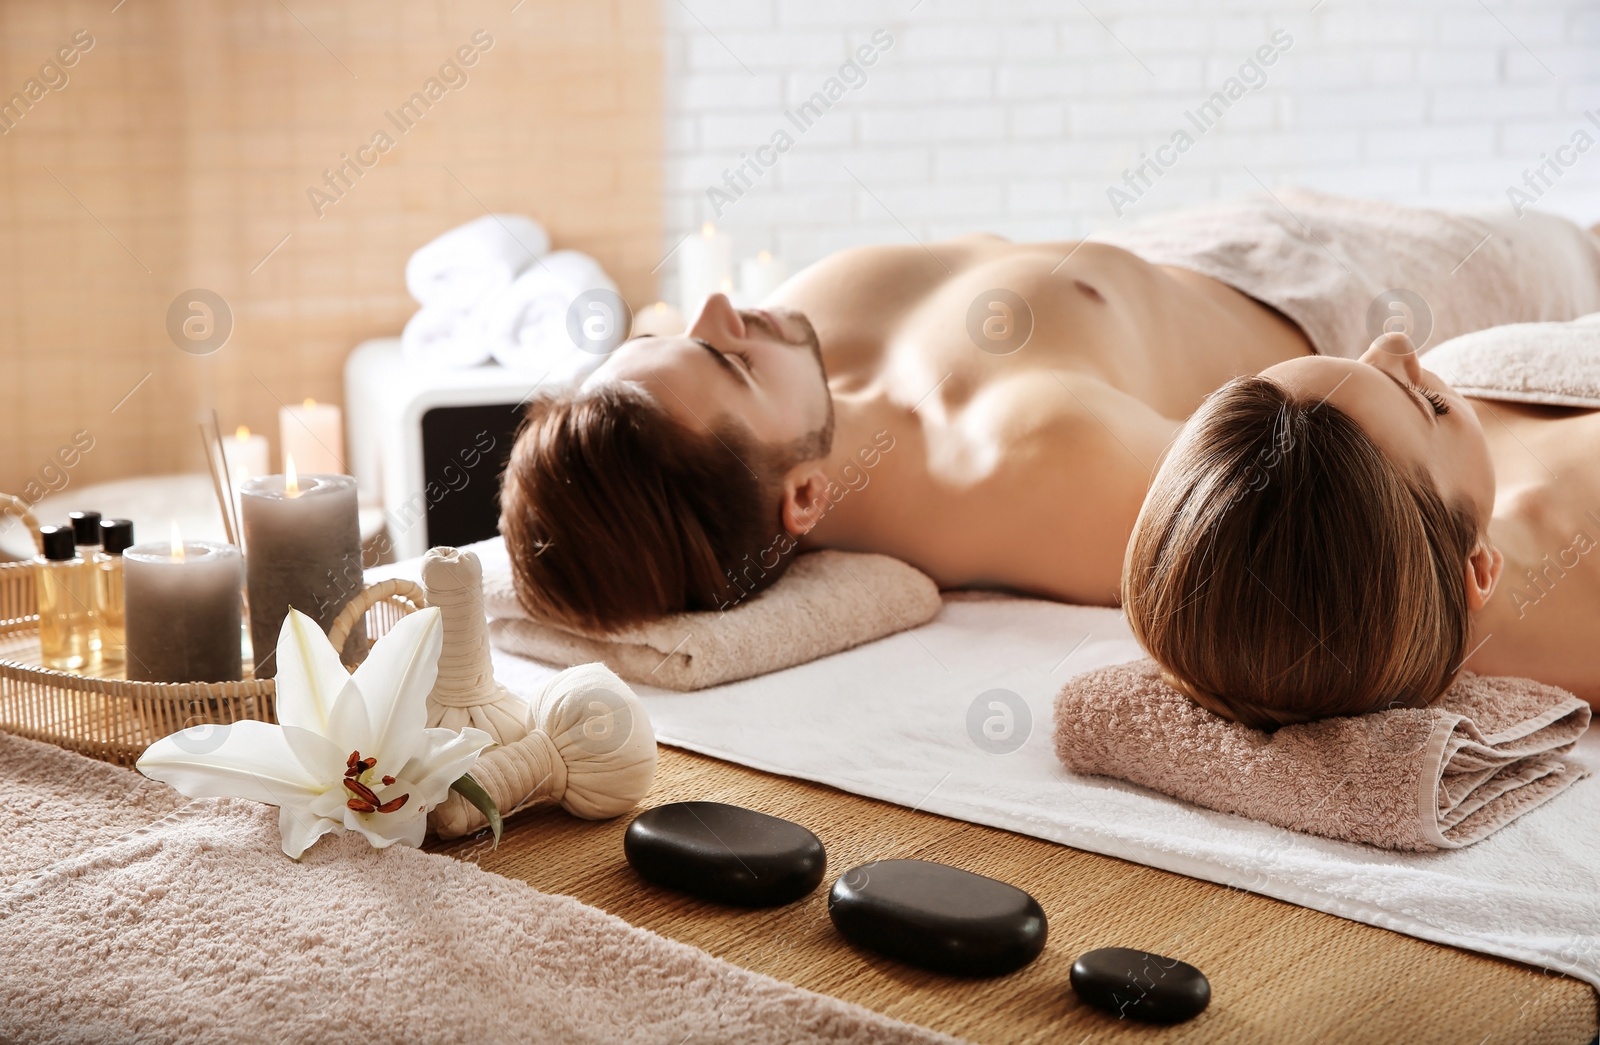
93;519;134;668
68;511;103;657
35;524;90;670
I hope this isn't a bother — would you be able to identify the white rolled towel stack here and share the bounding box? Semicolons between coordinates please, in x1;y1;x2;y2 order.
478;250;625;385
401;214;549;369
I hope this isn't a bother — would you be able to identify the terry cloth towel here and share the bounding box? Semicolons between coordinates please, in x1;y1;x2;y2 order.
477;249;623;382
1092;188;1600;359
401;303;493;370
405;212;550;312
0;733;959;1045
1423;311;1600;408
470;537;943;691
1053;659;1591;851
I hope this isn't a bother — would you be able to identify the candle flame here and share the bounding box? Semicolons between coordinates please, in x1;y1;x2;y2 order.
652;301;668;313
170;522;185;562
285;453;300;498
235;424;250;440
758;249;771;263
302;398;316;409
700;222;715;238
719;277;733;294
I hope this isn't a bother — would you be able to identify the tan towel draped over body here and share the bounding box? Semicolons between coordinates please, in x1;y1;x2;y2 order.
1092;188;1600;359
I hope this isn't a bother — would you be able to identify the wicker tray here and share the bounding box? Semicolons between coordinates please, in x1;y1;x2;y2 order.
0;555;424;768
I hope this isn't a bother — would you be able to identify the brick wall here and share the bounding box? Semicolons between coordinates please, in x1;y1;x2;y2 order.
663;0;1600;296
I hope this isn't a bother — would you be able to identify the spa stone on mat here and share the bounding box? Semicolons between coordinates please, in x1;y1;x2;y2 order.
827;859;1047;976
623;802;826;907
1070;947;1211;1024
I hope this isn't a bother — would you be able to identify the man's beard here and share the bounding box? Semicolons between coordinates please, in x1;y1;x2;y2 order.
740;307;835;461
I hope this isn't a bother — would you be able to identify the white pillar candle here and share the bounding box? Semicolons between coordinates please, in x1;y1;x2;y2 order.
279;399;345;476
240;468;364;679
629;300;686;339
124;534;243;683
739;250;789;304
222;425;270;485
676;222;732;319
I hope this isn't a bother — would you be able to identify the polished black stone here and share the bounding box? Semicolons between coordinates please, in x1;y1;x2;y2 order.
623;801;826;907
1070;947;1211;1024
827;859;1047;977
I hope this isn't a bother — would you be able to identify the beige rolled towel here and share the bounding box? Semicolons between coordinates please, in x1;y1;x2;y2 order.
480;541;943;690
1422;311;1600;408
430;662;657;838
1053;659;1591;850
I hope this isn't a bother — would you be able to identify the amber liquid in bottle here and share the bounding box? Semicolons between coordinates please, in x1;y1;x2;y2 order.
92;551;126;668
37;556;90;670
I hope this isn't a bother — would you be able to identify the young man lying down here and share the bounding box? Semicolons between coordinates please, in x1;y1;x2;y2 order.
499;188;1600;635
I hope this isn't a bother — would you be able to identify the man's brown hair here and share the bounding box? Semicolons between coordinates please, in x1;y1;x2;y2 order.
1121;376;1480;729
499;384;807;633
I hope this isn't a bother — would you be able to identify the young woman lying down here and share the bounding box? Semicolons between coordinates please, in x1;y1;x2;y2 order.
1124;329;1600;723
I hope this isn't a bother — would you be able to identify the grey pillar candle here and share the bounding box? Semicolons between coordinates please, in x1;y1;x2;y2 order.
124;539;243;683
240;471;365;679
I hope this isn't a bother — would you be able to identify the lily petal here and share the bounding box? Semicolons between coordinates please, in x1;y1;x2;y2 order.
273;608;358;736
343;804;428;850
279;723;348;786
138;720;324;806
400;726;496;807
278;804;338;860
351;607;442;769
323;680;374;763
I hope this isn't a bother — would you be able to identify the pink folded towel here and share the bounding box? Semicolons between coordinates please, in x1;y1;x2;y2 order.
1053;659;1591;850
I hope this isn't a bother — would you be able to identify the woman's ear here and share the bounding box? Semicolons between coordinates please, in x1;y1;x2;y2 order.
1464;539;1504;611
780;467;830;536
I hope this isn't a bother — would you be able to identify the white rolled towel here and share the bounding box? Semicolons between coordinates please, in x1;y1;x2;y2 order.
405;213;550;311
479;250;625;384
400;305;492;370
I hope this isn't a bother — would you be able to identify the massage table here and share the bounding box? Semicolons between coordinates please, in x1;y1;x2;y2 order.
430;744;1597;1044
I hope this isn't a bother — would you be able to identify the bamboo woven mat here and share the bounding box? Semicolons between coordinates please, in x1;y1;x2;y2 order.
429;745;1597;1045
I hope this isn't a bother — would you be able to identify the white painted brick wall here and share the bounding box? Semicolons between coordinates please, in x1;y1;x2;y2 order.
662;0;1600;302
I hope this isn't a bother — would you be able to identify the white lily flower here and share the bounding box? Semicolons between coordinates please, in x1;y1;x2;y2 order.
138;606;495;859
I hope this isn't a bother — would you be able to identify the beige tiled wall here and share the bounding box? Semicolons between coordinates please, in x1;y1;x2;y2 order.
0;0;662;501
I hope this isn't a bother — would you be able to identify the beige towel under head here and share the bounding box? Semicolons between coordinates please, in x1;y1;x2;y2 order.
1423;311;1600;408
1053;659;1590;851
478;539;943;691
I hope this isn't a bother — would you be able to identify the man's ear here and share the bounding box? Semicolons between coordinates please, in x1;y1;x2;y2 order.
780;466;830;536
1464;539;1504;611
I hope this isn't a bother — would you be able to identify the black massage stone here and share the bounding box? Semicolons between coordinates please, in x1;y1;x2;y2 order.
623;801;826;907
1070;946;1211;1024
827;859;1047;976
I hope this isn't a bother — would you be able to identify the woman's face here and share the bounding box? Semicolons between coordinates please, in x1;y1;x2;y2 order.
1258;332;1496;527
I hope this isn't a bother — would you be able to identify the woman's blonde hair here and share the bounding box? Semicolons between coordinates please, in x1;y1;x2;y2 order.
1121;376;1480;729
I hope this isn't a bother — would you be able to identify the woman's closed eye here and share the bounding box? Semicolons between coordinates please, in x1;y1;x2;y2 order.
1409;382;1451;416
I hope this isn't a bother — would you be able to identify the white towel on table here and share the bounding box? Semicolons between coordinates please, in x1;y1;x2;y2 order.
400;305;492;370
366;541;1600;991
480;250;622;383
405;213;550;312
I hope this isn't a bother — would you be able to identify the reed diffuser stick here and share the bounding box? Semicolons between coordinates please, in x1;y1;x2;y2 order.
198;422;238;548
212;410;242;545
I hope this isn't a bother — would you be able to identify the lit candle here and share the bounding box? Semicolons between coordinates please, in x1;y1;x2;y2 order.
278;398;345;476
123;525;243;683
629;301;687;339
222;425;270;487
240;462;364;679
739;250;789;303
676;222;732;319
